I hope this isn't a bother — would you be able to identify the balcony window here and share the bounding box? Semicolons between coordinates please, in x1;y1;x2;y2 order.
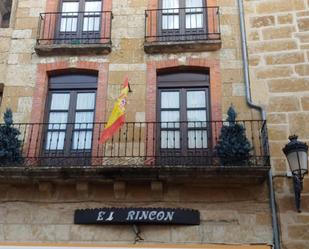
144;0;221;53
35;0;112;55
161;0;204;34
41;73;97;165
156;70;210;165
57;0;102;43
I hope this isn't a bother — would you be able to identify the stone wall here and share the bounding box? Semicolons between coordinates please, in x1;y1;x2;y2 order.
0;0;274;246
0;0;257;122
0;182;272;244
244;0;309;248
0;0;45;122
0;0;12;28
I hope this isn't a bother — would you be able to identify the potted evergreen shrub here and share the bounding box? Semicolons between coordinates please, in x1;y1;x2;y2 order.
215;106;252;166
0;109;23;166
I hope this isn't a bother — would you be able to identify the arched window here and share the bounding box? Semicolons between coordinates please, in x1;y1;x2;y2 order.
43;73;98;164
157;70;210;165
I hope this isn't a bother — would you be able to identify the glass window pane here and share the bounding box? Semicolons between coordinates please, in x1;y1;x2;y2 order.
162;15;179;29
83;17;100;31
48;112;68;129
85;1;102;12
186;0;203;13
186;14;203;29
187;110;207;127
161;131;180;149
186;0;202;7
188;130;207;149
73;131;92;150
62;2;79;13
46;131;65;150
186;0;203;9
75;112;94;129
76;93;95;110
161;91;179;108
60;17;78;32
161;111;180;128
187;91;206;108
163;0;179;10
50;93;70;110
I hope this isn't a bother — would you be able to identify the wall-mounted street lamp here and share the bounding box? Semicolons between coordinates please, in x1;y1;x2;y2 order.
282;135;308;212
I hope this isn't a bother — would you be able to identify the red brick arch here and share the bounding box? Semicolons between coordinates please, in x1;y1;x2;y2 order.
31;61;108;124
146;58;222;122
28;61;109;160
145;58;222;160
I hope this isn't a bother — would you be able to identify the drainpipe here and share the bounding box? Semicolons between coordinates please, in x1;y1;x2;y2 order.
237;0;266;120
237;1;281;249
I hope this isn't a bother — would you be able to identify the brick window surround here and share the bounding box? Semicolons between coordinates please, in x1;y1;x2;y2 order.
145;58;222;159
146;0;219;47
43;0;112;43
146;58;222;122
148;0;217;9
28;61;109;161
46;0;112;14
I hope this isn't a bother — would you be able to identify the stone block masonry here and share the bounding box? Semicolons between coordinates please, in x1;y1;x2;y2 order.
0;182;272;244
0;0;297;247
244;0;309;248
0;0;258;121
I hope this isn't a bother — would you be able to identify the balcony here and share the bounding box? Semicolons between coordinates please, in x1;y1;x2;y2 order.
144;7;221;54
0;121;270;184
35;11;112;56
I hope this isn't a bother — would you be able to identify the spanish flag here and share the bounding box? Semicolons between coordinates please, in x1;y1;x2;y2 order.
99;77;130;144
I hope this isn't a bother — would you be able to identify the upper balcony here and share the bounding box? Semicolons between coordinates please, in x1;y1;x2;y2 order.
0;120;270;184
35;11;112;56
144;6;221;54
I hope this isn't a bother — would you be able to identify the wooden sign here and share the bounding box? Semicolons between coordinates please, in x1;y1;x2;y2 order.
74;208;200;225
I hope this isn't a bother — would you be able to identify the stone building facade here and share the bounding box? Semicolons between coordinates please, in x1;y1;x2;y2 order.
0;0;307;249
244;1;309;248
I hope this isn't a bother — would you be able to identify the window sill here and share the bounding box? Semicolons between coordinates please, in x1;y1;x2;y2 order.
35;43;112;56
144;39;221;54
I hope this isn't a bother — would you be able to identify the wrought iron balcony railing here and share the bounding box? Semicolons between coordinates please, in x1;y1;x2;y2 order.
0;121;269;168
145;7;220;43
36;11;112;45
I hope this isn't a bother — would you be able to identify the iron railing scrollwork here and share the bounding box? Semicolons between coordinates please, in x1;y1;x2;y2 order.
0;120;269;167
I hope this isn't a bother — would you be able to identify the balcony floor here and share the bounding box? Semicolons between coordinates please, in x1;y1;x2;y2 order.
144;39;221;54
35;43;112;56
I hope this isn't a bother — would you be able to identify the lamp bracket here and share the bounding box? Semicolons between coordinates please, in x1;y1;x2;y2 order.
293;175;303;213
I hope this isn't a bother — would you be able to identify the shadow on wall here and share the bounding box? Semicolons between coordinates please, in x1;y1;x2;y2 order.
0;0;12;28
